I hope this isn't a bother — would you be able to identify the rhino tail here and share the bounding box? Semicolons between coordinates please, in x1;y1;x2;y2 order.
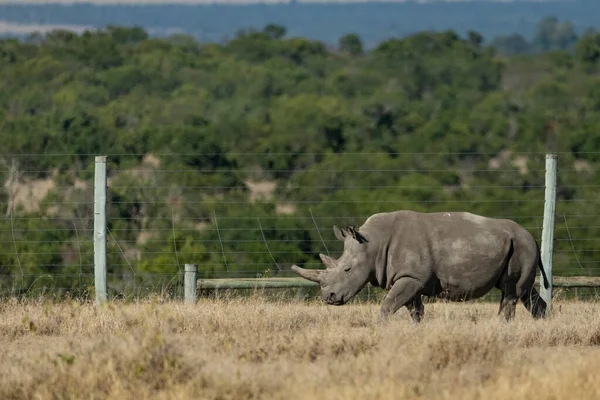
538;257;550;290
536;242;550;290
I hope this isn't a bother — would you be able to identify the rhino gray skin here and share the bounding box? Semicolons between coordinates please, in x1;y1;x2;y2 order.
291;210;549;322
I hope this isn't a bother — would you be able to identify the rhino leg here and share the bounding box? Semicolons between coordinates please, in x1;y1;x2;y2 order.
499;293;518;321
519;285;547;319
511;247;547;319
406;295;424;323
379;277;423;322
497;279;519;321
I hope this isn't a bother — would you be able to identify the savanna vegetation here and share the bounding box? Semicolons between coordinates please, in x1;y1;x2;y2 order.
0;297;599;399
0;18;599;297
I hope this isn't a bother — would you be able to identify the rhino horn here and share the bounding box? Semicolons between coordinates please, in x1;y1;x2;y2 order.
319;253;338;269
291;265;323;283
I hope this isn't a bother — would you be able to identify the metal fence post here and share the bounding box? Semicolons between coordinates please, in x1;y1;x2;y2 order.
94;156;108;304
540;153;557;314
184;264;198;304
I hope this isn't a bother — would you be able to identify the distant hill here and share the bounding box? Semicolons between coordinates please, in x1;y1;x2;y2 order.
1;1;600;47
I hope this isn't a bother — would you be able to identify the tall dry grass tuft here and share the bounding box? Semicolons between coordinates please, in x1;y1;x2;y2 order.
0;296;599;399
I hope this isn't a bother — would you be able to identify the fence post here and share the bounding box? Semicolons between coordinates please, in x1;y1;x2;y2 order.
94;156;108;304
540;153;557;314
184;264;198;304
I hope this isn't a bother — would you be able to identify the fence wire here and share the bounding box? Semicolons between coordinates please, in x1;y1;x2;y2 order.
0;151;598;301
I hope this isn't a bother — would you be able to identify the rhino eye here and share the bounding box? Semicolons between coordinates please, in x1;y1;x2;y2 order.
344;267;351;272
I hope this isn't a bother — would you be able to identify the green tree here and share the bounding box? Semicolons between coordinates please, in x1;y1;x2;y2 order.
339;33;364;56
263;24;287;39
575;32;600;68
531;16;578;53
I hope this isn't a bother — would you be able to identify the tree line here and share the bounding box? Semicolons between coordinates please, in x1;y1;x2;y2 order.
0;21;599;297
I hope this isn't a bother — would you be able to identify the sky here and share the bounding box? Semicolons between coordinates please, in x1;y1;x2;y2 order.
0;0;567;3
0;0;585;45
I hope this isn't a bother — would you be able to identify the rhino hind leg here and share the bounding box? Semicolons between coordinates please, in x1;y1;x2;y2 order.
496;278;519;321
515;258;548;318
519;285;547;319
497;291;504;315
499;294;519;321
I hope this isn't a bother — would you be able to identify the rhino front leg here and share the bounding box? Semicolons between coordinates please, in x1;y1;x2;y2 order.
406;295;424;323
379;277;423;323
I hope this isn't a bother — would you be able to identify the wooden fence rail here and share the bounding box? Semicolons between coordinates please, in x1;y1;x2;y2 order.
197;277;317;290
535;276;600;288
191;276;600;292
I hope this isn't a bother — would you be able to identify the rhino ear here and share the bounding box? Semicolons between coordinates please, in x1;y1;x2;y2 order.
333;225;346;241
347;225;368;244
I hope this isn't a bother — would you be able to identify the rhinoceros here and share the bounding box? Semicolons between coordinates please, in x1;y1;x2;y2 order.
291;210;549;322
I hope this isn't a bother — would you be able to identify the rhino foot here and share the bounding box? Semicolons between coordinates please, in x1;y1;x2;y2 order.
377;311;393;326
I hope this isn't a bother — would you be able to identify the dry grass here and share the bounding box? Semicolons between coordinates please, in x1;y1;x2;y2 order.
0;296;599;399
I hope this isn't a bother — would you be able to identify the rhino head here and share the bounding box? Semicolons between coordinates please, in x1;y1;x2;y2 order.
292;225;372;305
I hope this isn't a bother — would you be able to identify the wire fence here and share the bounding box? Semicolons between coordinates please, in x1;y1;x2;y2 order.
0;151;598;301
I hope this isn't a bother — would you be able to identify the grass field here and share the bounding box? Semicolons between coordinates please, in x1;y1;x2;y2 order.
0;296;599;399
